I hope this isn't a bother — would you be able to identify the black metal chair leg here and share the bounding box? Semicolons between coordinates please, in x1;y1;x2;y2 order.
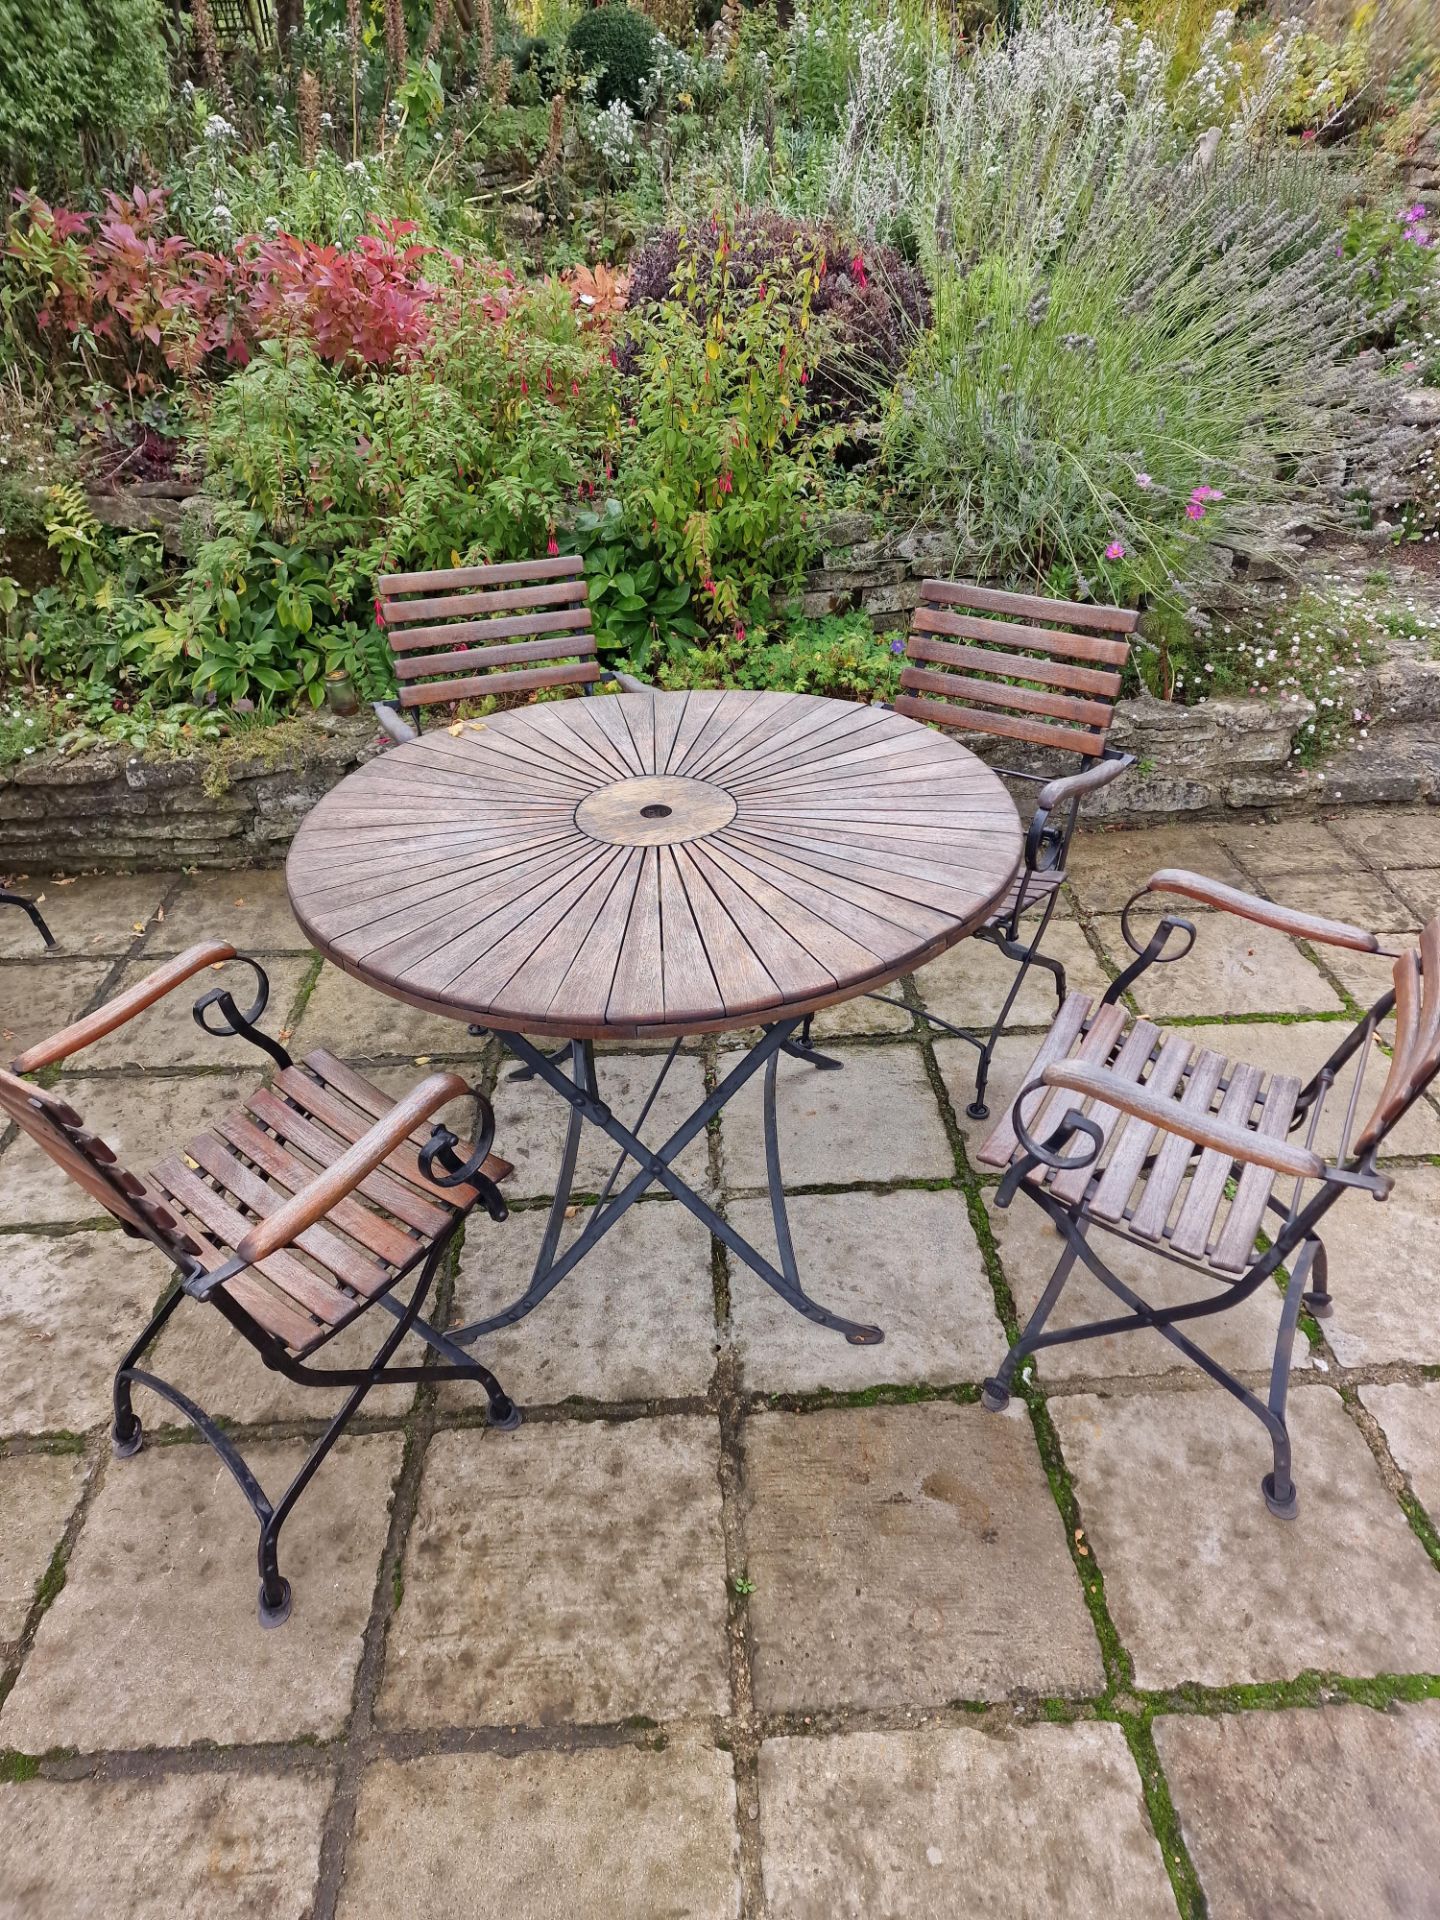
782;1013;844;1072
1;888;56;950
1300;1236;1332;1318
982;1240;1080;1410
111;1282;186;1457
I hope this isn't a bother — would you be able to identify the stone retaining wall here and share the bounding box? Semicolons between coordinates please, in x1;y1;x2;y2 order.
0;716;378;874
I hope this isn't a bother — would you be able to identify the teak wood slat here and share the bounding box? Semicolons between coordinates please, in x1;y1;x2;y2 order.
287;690;1025;1041
898;579;1136;760
376;554;600;715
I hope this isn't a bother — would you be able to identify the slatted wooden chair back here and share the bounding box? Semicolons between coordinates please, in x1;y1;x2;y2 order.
377;553;600;719
0;1068;199;1261
896;581;1140;759
1356;915;1440;1156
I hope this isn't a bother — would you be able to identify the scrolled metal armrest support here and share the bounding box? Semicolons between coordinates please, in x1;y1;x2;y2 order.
192;956;293;1071
1022;751;1136;889
419;1090;509;1222
1103;903;1197;1006
997;1080;1105;1205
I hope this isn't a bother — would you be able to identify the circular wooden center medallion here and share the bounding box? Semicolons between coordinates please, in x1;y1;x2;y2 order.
574;774;738;847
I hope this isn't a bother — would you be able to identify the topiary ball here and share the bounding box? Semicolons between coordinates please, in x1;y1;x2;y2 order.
567;4;657;115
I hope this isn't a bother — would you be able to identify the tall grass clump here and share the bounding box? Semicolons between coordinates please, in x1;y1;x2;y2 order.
847;2;1378;601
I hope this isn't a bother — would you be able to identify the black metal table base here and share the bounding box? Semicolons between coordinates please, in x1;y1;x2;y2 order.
448;1020;884;1348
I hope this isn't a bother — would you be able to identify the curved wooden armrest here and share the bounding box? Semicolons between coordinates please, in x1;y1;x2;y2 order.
373;699;419;745
1035;752;1135;814
1041;1061;1326;1180
1141;870;1380;954
10;941;238;1074
235;1071;490;1264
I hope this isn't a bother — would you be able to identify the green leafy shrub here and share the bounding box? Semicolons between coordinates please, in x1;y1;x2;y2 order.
0;0;167;186
655;610;903;701
568;4;657;113
622;211;930;420
616;217;824;633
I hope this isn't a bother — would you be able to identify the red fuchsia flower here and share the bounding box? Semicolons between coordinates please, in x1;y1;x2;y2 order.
851;253;868;289
1105;541;1126;560
520;376;529;395
608;348;619;368
735;623;746;643
571;379;580;397
701;577;717;595
547;535;559;556
373;597;386;627
716;471;734;494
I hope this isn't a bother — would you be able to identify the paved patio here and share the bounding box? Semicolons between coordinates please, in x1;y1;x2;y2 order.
2;811;1440;1918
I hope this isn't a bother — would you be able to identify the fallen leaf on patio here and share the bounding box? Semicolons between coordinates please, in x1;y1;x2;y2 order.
132;923;146;934
54;877;75;887
414;1054;431;1065
156;906;165;920
234;899;245;908
448;722;465;736
564;1204;579;1219
278;1027;292;1042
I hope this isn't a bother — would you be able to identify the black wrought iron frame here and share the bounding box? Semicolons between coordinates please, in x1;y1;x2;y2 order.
980;904;1406;1520
448;1019;885;1348
88;959;520;1627
1;886;55;949
866;747;1134;1119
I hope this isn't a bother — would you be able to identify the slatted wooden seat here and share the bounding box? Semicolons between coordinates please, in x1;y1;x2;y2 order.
877;580;1139;1117
3;941;518;1626
974;869;1440;1524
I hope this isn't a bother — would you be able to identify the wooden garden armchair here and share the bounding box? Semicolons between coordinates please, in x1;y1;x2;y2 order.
372;551;648;744
975;870;1440;1519
3;941;517;1627
870;580;1139;1117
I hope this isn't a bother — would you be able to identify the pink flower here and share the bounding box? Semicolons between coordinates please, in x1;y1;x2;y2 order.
716;471;734;495
373;597;386;627
547;535;559;556
1190;484;1225;505
1134;472;1152;489
851;253;868;289
1105;541;1126;560
1186;500;1206;520
735;623;746;643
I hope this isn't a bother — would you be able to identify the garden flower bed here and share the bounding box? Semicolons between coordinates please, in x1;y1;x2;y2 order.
0;0;1436;812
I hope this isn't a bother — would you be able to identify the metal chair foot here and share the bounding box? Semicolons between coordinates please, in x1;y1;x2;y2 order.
112;1419;144;1459
487;1395;523;1431
1262;1472;1299;1521
981;1379;1010;1412
967;1100;990;1121
1302;1292;1333;1320
258;1577;293;1628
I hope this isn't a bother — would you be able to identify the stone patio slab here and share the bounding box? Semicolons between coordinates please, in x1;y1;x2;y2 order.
0;1768;331;1920
805;990;915;1040
1385;867;1440;919
985;1191;1309;1384
1307;1165;1440;1367
0;958;110;1057
1358;1383;1440;1518
1321;937;1412;1017
740;1402;1103;1712
1051;1385;1440;1689
142;868;310;955
1091;913;1343;1017
1220;818;1352;878
0;1229;163;1435
445;1198;718;1406
1328;807;1440;868
933;1033;1044;1154
1251;867;1417;931
0;1069;256;1226
74;955;312;1068
338;1742;740;1920
0;874;172;959
910;921;1109;1032
293;962;484;1062
1064;824;1250;914
722;1047;953;1191
489;1050;711;1199
759;1722;1174;1920
0;1450;87;1648
1155;1700;1440;1920
728;1188;999;1393
377;1416;729;1728
0;1433;400;1752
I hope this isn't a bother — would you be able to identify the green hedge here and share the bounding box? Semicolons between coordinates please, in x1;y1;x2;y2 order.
0;0;169;184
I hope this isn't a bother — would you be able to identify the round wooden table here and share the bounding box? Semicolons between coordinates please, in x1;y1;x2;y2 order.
288;689;1021;1345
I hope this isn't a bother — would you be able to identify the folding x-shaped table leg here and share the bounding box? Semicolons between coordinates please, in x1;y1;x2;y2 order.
448;1019;884;1347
